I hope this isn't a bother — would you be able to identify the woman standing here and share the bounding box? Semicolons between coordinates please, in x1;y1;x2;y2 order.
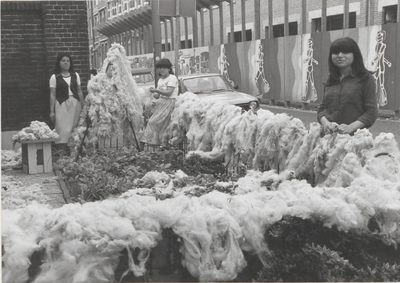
141;58;178;147
49;54;84;152
317;37;378;135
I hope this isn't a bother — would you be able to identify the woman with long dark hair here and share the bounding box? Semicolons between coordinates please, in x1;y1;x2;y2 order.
317;37;378;135
141;58;178;147
49;53;84;152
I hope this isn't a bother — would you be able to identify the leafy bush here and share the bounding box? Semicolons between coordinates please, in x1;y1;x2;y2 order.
182;153;226;176
56;147;240;202
56;147;185;202
256;217;400;282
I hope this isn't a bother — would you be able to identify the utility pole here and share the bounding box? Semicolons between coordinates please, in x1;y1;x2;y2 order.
175;0;181;78
151;0;162;86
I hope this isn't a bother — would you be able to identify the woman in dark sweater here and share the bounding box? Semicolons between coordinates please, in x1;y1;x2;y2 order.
317;37;378;135
49;53;84;152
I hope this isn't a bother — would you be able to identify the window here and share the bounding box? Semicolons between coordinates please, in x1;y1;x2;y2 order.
312;12;356;32
110;1;117;17
104;10;107;21
98;10;103;23
161;43;171;52
180;39;192;49
327;14;343;30
266;22;298;38
273;25;284;37
228;29;252;42
312;18;321;32
384;5;398;23
94;14;98;26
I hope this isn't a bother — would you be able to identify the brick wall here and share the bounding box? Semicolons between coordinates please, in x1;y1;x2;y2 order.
1;1;89;132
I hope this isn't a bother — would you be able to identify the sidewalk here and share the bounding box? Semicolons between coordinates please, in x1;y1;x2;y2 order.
2;168;67;208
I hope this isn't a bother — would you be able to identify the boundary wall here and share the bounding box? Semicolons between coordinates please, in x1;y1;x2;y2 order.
1;1;90;132
129;23;400;113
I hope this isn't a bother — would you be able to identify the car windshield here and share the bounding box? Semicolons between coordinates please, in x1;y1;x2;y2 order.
182;75;234;94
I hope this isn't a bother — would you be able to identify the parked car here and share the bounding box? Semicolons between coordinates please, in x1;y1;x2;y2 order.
131;67;154;87
178;73;260;111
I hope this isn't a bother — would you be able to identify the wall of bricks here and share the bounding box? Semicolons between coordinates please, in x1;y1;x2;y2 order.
1;1;90;132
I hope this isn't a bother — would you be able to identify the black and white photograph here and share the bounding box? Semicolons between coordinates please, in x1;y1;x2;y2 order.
1;0;400;282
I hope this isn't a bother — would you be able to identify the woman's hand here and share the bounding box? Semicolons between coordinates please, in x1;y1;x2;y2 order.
338;121;364;135
49;112;55;123
322;120;338;134
337;124;352;134
320;116;339;134
150;88;160;99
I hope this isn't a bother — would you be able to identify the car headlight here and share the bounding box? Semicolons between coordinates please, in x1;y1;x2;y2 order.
249;101;259;110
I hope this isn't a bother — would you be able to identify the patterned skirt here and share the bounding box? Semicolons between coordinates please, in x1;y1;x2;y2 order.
141;97;176;146
55;96;81;144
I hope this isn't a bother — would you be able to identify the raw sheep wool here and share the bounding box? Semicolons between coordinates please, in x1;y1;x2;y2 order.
69;43;144;154
11;121;59;146
166;94;399;188
3;89;400;282
3;161;400;282
3;127;400;281
164;92;243;159
2;149;22;169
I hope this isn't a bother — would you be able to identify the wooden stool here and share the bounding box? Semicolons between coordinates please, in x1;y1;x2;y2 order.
21;138;58;174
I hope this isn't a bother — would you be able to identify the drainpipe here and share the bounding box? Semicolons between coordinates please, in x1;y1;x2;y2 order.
91;0;97;69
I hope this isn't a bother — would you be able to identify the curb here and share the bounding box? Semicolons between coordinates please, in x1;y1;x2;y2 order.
55;169;73;204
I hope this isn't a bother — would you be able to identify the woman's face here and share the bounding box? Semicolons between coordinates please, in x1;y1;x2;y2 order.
332;52;354;70
60;57;70;72
158;66;169;78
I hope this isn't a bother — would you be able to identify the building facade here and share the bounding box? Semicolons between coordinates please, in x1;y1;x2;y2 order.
88;0;399;114
88;0;399;69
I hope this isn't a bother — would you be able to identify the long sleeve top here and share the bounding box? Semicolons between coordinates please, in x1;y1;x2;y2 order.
317;73;378;128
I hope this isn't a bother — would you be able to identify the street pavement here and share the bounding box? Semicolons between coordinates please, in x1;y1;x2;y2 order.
261;105;400;144
2;169;66;208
